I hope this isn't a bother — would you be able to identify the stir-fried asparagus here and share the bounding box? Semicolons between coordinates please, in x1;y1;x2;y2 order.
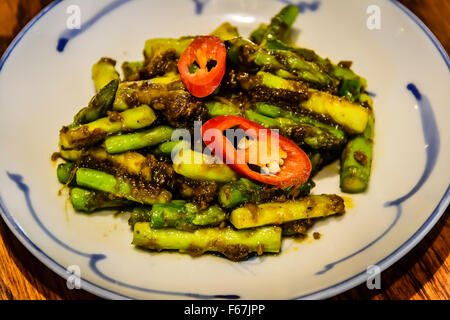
230;195;345;229
130;201;227;230
218;178;262;209
219;178;315;209
261;4;299;44
105;126;174;154
227;37;337;89
140;37;193;79
74;79;119;125
113;73;184;111
58;147;153;181
52;5;377;261
245;109;344;150
60;105;156;149
172;148;237;183
76;168;171;204
122;61;144;81
211;22;240;41
301;90;370;134
92;57;120;92
206;101;241;117
133;223;282;260
340;93;374;193
152;140;188;157
71;187;133;213
57;162;76;185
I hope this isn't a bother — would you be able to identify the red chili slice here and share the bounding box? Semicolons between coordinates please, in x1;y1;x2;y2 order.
178;36;227;98
201;116;312;188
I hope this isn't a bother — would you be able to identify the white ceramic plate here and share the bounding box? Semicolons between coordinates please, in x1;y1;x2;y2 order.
0;0;449;300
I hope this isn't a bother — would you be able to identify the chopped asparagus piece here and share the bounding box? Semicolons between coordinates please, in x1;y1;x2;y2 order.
152;140;189;157
60;105;156;149
105;126;175;154
340;114;374;193
132;202;227;230
245;109;343;149
211;22;240;41
76;168;171;205
92;57;120;92
250;23;268;44
218;178;262;209
113;75;184;111
261;4;299;44
122;61;144;80
230;195;345;229
172;149;237;183
205;101;241;117
144;37;194;62
57;162;75;185
71;188;133;213
302;90;370;134
133;223;282;260
74;79;119;124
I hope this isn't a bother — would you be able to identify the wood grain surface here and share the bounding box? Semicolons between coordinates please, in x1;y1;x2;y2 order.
0;0;448;300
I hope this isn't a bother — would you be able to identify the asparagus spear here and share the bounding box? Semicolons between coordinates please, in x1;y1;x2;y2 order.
227;38;336;89
74;79;119;125
76;168;171;205
122;61;144;81
250;103;347;149
113;74;184;111
143;37;193;63
57;162;76;185
230;195;345;229
340;111;374;193
218;178;262;209
57;147;154;181
334;64;367;101
245;109;343;150
59;105;156;149
92;57;120;92
152;140;188;157
133;223;282;260
250;23;268;44
255;103;344;139
131;202;227;230
205;101;241;117
226;70;309;104
211;22;240;41
301;90;370;134
260;4;299;44
172;148;237;183
105;126;174;154
250;4;299;44
218;178;315;209
71;187;133;213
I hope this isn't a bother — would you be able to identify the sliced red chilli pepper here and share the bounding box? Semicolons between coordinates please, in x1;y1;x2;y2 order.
201;115;311;187
178;36;227;98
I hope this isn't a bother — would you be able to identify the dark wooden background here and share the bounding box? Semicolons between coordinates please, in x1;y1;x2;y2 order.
0;0;448;300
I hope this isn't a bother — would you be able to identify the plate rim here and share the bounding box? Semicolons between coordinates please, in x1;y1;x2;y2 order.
0;0;448;300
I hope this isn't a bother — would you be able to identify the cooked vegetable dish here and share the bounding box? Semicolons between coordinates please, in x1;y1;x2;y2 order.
53;5;374;261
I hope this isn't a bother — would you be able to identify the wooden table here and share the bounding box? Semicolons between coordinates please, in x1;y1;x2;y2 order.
0;0;448;300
